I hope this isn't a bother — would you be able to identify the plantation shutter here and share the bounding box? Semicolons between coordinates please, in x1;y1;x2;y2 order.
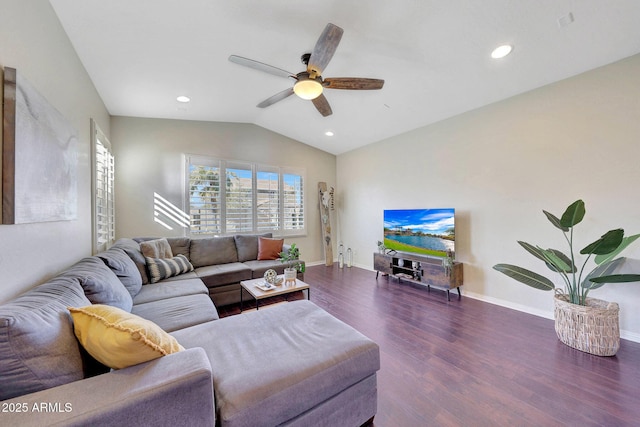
256;167;279;231
225;162;253;233
188;157;222;235
185;156;305;236
92;120;115;253
283;172;304;231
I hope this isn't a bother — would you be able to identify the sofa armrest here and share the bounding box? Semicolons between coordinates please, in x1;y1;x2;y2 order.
0;348;214;427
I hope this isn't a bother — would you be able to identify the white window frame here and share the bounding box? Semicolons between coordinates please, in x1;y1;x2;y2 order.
185;154;305;237
91;119;115;253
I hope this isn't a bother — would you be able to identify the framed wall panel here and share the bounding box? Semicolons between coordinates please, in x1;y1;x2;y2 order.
2;67;77;224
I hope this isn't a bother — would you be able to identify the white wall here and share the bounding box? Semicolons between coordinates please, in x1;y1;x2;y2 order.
337;54;640;340
110;116;336;264
0;0;111;303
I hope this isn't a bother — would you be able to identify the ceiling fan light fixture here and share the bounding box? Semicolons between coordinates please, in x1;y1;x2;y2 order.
293;78;323;100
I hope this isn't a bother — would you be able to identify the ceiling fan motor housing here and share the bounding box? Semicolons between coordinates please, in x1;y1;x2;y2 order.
229;23;383;116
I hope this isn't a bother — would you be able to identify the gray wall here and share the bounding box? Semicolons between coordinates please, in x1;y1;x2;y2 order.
110;116;336;264
0;1;110;303
337;53;640;340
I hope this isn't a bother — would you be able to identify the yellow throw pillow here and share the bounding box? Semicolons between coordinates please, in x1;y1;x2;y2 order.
68;305;184;369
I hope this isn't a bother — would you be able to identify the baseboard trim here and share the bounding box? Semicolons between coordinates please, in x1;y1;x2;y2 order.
355;264;640;344
463;290;640;344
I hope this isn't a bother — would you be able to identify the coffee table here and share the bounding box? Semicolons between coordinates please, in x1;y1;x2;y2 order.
240;277;310;312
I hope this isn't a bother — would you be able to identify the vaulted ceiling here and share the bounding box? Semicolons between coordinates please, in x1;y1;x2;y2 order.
50;0;640;154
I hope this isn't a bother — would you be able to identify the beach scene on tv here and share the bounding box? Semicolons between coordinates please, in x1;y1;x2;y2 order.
383;208;455;258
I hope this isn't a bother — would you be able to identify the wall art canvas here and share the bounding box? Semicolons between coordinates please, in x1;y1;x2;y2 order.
2;67;77;224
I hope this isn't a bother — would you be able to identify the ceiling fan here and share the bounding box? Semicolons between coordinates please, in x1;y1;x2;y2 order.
229;23;384;117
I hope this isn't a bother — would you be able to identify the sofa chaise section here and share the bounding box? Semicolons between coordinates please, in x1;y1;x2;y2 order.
172;300;380;427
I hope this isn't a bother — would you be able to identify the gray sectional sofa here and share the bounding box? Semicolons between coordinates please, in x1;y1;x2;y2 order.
131;233;304;307
0;234;380;426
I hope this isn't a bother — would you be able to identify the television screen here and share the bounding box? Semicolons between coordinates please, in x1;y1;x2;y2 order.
383;208;455;258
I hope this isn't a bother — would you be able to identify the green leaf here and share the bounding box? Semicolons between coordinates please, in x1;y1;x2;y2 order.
580;229;624;255
518;242;574;272
560;200;585;228
518;241;548;262
544;248;575;273
590;274;640;284
582;257;625;290
594;234;640;265
543;210;569;232
493;264;556;291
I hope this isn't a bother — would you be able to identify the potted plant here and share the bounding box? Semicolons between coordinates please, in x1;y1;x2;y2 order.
279;243;305;282
493;200;640;356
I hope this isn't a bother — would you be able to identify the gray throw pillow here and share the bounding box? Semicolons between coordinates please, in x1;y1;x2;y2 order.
65;257;133;312
113;238;150;285
97;247;143;298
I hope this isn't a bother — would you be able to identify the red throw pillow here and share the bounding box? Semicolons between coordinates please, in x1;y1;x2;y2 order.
257;237;284;260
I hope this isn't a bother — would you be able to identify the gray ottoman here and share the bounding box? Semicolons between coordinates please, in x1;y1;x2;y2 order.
172;300;379;427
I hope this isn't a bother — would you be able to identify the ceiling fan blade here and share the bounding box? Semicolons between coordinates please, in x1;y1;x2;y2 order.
257;87;295;108
229;55;295;79
307;23;344;78
323;78;385;90
311;94;333;117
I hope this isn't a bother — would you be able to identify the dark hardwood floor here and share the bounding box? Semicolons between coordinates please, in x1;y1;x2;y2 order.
221;265;640;426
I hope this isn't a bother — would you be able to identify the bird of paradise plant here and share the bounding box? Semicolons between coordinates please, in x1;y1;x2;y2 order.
493;200;640;305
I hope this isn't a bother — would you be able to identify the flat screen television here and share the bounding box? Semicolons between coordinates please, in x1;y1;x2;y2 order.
383;208;455;258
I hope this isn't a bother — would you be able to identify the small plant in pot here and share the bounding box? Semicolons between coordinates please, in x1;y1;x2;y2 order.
493;200;640;356
279;243;305;283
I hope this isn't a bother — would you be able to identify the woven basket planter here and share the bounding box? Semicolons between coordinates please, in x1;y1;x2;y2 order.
554;294;620;356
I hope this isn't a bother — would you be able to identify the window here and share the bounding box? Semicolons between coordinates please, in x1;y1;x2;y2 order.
225;162;253;233
91;119;115;253
186;155;305;236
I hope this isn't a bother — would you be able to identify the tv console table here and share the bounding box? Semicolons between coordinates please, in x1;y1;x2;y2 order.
374;252;463;301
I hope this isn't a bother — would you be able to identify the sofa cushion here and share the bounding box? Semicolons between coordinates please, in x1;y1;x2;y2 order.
171;300;380;427
195;263;252;289
113;238;150;285
133;278;208;305
145;254;194;284
167;237;191;258
242;259;290;279
97;247;143;298
234;233;272;262
158;271;199;282
190;236;238;267
257;237;284;260
0;278;91;401
68;305;184;370
131;294;219;333
66;257;133;312
140;238;173;259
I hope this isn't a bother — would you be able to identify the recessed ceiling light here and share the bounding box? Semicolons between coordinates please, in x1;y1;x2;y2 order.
491;44;513;59
176;95;191;103
325;131;334;137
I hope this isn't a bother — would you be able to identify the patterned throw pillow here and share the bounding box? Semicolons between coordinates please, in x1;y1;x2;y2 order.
145;254;194;283
140;238;173;259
